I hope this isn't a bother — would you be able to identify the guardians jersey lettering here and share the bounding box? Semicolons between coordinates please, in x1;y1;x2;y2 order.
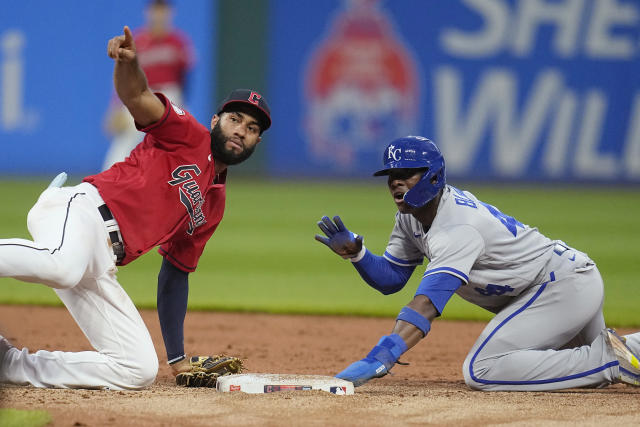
168;165;207;235
84;93;225;271
168;165;201;186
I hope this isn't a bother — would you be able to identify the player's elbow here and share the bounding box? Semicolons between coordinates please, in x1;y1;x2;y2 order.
378;284;404;295
366;279;406;295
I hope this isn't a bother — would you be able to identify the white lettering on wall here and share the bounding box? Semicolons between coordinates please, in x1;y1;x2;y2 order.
434;67;640;179
513;0;584;57
1;29;37;132
543;91;576;176
435;67;561;175
585;0;639;59
441;0;639;59
491;70;561;175
440;0;509;57
434;0;638;181
573;90;616;177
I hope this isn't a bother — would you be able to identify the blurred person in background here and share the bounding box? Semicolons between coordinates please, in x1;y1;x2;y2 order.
102;0;194;170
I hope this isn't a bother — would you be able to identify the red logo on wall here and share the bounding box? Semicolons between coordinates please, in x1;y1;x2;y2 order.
304;0;420;170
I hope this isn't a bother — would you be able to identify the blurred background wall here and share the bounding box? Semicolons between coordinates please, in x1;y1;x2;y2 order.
1;0;639;183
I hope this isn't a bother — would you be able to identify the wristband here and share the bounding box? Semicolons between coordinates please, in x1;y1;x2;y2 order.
168;354;186;365
396;306;431;336
349;244;367;262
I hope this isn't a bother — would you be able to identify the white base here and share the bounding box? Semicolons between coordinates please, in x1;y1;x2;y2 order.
216;373;354;395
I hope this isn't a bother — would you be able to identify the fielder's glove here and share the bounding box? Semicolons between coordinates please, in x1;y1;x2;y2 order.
315;215;363;259
175;355;244;388
336;334;407;387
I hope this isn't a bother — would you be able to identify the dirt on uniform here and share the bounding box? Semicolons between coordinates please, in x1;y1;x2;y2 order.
1;305;639;426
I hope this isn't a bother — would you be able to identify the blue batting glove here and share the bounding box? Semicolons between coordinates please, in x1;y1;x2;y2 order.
47;172;68;189
336;334;408;387
314;215;363;259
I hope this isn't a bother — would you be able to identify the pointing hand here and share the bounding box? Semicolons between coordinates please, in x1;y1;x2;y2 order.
107;26;137;62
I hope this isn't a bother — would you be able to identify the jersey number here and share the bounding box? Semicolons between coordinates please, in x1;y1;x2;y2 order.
479;202;524;237
475;284;515;296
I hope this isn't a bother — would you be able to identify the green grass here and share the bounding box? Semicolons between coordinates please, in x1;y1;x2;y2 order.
0;178;638;326
0;408;52;427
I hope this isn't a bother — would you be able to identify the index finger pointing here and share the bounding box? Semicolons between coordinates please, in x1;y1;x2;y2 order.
123;25;133;41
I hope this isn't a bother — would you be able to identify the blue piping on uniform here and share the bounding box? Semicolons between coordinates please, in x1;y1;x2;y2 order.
468;278;619;386
425;266;469;283
383;251;422;266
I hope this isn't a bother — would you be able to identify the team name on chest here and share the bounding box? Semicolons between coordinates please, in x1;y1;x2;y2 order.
168;165;207;235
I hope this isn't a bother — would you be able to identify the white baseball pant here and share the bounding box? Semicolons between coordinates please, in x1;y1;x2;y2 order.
0;182;157;390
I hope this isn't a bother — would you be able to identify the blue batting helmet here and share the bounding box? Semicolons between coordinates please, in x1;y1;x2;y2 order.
373;136;446;208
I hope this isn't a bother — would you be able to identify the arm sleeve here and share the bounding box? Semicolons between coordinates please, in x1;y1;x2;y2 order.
414;273;463;315
157;257;189;363
352;249;416;295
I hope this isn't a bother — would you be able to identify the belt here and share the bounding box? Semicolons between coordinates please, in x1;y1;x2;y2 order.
98;204;125;264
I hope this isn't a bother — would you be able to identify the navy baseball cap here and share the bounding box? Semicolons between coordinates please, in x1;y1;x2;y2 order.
217;89;271;132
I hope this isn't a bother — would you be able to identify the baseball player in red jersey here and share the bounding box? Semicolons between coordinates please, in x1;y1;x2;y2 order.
103;0;195;169
135;0;194;100
0;25;270;389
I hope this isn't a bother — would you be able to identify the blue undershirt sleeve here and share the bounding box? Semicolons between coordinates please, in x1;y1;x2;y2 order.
157;257;189;363
352;249;415;295
414;273;463;315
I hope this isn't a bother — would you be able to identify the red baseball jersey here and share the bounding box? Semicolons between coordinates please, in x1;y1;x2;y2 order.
135;29;194;88
85;94;224;272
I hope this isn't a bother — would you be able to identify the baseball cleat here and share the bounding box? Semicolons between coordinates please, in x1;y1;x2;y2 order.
606;328;640;386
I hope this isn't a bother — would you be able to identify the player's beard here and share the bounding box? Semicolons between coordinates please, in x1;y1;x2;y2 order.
210;121;256;165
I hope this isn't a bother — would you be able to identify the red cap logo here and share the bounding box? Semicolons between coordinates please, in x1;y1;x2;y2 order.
248;92;262;105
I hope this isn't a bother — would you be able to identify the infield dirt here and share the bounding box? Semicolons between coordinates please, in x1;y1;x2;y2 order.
1;305;639;426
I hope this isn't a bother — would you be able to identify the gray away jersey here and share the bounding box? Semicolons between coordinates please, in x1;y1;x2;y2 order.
384;185;558;313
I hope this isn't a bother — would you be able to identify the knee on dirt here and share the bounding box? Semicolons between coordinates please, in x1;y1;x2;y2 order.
117;350;159;390
462;354;494;391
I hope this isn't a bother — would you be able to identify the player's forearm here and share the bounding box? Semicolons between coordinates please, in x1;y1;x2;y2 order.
393;295;439;348
113;58;149;107
335;296;437;386
157;257;189;363
351;249;414;294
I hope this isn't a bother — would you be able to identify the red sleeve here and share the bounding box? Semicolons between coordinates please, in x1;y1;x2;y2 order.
158;221;219;273
136;93;202;149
